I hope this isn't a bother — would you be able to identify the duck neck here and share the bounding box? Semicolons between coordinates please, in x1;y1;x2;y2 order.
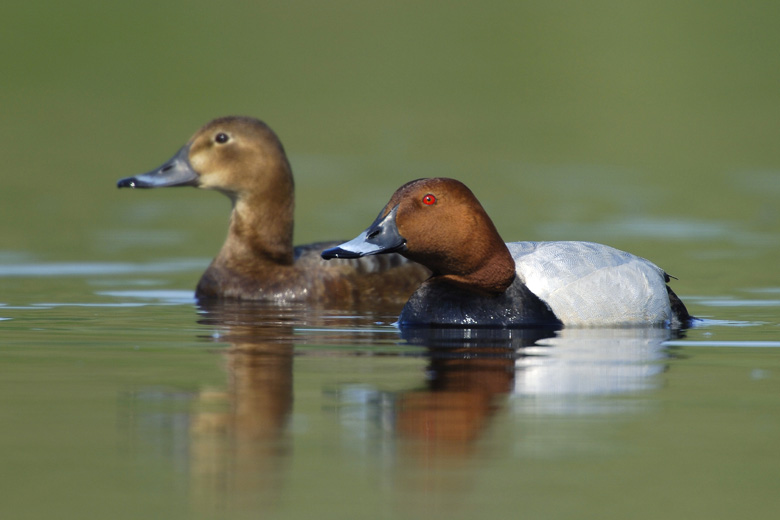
437;242;516;294
216;177;295;271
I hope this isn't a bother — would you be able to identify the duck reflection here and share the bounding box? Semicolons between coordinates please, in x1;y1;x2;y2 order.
188;302;296;512
335;326;677;453
513;327;679;415
398;327;681;415
126;296;683;515
395;329;552;448
187;300;407;512
334;326;680;515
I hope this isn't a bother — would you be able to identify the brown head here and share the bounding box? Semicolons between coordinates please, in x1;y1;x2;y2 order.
187;117;293;205
322;178;516;293
118;116;296;265
118;116;293;204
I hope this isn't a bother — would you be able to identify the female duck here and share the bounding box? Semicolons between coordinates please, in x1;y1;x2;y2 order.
117;116;428;304
322;177;693;328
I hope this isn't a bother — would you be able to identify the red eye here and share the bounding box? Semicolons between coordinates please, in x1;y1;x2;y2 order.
422;194;436;205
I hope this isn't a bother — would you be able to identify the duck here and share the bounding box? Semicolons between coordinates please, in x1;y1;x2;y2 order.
117;116;429;304
321;177;694;328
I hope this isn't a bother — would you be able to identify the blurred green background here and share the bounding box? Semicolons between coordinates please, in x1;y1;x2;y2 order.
3;3;780;519
2;0;779;296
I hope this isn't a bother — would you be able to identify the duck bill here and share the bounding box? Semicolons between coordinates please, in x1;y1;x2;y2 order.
116;145;199;188
322;205;406;259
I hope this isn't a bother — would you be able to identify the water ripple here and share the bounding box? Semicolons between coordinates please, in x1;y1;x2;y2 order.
664;340;780;348
0;259;207;277
96;290;196;305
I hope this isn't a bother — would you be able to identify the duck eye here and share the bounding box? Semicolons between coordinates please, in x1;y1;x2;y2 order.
215;132;230;144
422;194;436;205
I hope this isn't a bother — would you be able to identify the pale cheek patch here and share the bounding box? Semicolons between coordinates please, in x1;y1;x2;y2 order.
188;147;208;170
198;167;231;190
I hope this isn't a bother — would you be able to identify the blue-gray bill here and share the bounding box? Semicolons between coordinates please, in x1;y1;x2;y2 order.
117;145;198;189
321;205;406;260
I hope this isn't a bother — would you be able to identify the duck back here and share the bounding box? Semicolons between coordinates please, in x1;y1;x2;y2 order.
509;241;681;327
197;241;429;305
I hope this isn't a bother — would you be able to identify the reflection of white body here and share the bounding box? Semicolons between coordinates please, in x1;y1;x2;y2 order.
513;328;671;413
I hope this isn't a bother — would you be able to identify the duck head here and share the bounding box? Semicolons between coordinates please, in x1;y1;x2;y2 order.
322;178;516;293
117;116;293;205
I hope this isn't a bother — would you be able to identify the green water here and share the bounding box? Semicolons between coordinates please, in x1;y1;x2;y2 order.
2;1;779;519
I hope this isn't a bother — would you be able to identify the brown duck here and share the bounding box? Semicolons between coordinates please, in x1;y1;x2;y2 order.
118;116;428;304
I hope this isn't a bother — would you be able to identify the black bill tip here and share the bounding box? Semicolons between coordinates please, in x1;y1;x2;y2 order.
117;176;142;188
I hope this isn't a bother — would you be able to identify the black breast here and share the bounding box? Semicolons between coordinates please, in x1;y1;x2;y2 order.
398;277;563;329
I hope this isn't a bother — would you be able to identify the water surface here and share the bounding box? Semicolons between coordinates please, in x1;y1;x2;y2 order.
2;261;779;519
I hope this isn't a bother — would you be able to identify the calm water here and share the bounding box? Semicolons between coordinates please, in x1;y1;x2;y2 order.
2;1;780;519
2;245;779;520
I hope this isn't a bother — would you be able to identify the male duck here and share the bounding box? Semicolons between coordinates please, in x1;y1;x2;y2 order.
117;116;429;304
322;177;693;328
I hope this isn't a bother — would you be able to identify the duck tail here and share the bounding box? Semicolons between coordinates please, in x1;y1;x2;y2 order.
667;285;695;328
